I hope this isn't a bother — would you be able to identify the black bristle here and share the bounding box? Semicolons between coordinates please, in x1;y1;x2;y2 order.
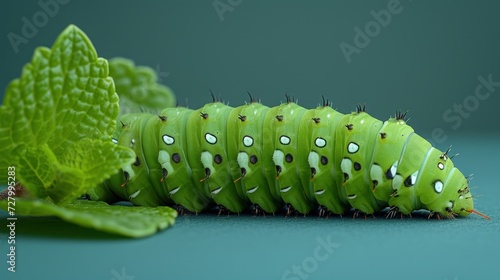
395;110;409;122
356;104;366;113
209;89;216;103
247;91;257;103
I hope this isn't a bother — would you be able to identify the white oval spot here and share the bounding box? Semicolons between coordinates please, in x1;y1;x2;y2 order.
314;189;325;195
389;161;399;179
211;186;222;195
340;158;353;176
347;142;359;154
112;138;118;144
280;135;291;145
169;186;181;195
129;190;140;199
437;162;444;170
370;164;384;184
205;133;217;144
243;136;254;147
162;135;175;145
434;180;443;193
280;186;292;193
247;186;259;194
130;138;136;148
410;171;419;185
347;194;357;200
315;137;326;148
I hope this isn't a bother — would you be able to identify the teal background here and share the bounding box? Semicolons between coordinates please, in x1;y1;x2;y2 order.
1;1;499;279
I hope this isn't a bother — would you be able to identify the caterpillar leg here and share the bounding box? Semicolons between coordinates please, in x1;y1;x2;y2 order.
283;203;302;217
317;206;332;218
352;209;375;219
385;206;412;219
427;211;442;220
216;205;231;216
249;204;267;216
173;205;190;215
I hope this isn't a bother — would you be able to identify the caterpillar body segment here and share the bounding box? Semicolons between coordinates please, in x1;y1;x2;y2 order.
227;102;281;213
92;98;486;219
297;105;349;215
388;133;432;214
115;113;168;206
157;107;210;212
342;111;392;214
370;118;414;203
264;101;313;214
186;102;248;213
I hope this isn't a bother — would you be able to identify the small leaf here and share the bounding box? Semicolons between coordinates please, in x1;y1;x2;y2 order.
0;25;130;203
16;144;57;199
0;25;178;237
109;57;176;115
48;139;135;204
0;199;177;238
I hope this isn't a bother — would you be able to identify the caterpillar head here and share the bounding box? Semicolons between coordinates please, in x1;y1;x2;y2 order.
426;168;489;219
451;175;489;220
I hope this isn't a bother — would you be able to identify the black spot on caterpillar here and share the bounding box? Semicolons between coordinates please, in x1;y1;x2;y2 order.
92;95;489;220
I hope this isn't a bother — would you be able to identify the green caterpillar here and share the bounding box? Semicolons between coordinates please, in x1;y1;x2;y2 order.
90;95;489;219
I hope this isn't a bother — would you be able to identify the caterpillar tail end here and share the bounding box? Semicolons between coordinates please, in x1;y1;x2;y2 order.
466;209;491;220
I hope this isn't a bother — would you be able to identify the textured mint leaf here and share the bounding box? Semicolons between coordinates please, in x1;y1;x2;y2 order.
0;25;118;158
109;57;176;115
0;24;177;237
16;144;57;199
49;139;135;204
0;25;130;203
15;139;135;205
0;199;177;238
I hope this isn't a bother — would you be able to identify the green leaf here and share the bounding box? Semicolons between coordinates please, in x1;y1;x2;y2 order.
109;57;176;115
50;139;135;204
16;144;57;199
0;199;177;238
15;140;135;204
0;24;178;238
0;24;133;203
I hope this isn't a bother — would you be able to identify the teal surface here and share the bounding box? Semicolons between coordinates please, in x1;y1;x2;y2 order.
1;135;500;280
1;1;500;279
